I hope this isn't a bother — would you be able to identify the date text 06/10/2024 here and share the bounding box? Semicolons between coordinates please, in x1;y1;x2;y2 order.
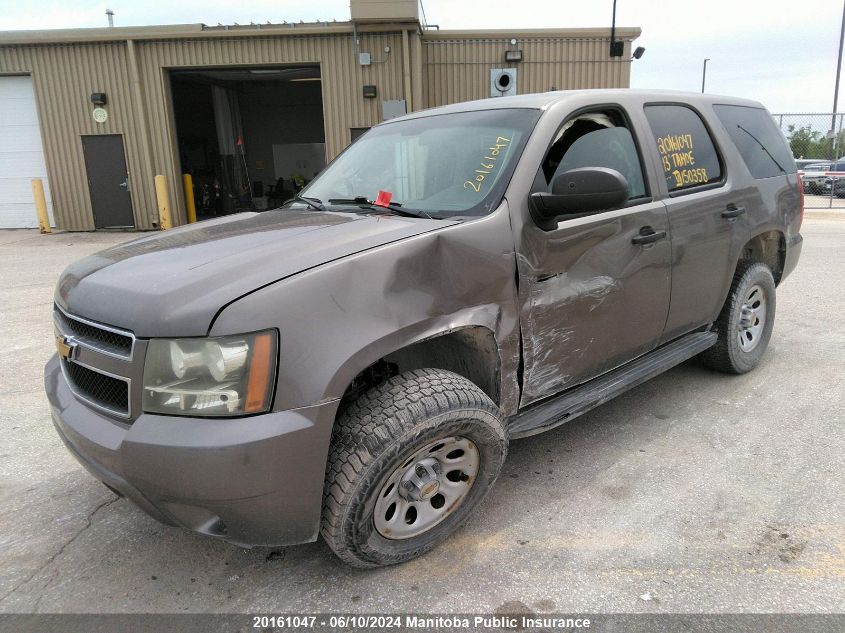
251;615;592;629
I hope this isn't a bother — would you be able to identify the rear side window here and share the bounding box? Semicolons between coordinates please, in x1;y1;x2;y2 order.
644;105;722;192
713;105;796;178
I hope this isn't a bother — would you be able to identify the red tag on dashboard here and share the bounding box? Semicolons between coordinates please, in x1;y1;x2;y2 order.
374;190;393;207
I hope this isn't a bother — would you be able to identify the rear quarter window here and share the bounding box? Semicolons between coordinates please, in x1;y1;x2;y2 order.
644;104;723;193
713;104;797;179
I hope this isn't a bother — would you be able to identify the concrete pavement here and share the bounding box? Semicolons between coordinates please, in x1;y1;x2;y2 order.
0;216;842;614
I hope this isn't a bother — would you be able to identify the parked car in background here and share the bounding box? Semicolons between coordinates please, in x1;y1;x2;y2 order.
823;174;845;197
794;158;821;171
46;90;803;567
801;161;835;194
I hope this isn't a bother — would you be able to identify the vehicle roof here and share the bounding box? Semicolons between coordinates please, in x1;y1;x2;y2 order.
393;89;766;122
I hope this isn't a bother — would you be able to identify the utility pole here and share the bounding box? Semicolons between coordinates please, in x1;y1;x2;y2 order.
831;0;845;160
609;0;624;57
701;58;710;93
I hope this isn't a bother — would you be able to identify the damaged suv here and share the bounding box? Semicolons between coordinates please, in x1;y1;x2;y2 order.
46;90;802;567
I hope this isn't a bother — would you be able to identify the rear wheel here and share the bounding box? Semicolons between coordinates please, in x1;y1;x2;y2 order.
321;368;507;567
700;261;776;374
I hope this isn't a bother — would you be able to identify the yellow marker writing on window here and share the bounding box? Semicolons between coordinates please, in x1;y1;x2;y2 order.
464;136;511;193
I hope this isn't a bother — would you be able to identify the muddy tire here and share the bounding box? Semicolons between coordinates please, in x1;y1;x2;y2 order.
700;261;776;374
321;368;507;568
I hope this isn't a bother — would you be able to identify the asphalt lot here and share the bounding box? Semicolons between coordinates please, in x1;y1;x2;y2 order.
0;214;843;615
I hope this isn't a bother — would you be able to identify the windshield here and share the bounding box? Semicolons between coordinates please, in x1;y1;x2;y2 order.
300;109;540;217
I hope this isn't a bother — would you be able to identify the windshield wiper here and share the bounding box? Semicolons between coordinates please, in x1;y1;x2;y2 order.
287;194;325;211
327;197;434;219
735;124;787;174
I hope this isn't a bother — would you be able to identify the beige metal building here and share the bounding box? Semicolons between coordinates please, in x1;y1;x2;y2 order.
0;1;640;231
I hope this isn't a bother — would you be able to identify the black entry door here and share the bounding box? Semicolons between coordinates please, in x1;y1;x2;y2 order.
82;135;134;229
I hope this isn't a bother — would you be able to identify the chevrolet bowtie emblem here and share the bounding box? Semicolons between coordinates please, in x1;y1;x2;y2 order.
55;334;77;361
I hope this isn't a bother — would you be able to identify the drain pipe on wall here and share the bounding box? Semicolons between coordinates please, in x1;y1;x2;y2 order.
402;29;412;111
127;38;157;228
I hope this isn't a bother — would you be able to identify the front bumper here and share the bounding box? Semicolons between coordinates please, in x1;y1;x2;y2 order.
45;355;338;547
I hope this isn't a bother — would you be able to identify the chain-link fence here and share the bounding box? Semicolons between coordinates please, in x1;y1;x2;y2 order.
772;112;845;208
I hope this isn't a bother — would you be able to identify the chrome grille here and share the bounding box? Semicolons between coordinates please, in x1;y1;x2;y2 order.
54;306;134;358
62;359;130;416
53;305;138;420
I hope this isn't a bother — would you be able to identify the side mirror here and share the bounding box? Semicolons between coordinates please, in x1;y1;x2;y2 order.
529;167;630;230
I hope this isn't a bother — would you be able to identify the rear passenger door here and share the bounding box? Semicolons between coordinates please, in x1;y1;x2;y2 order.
642;104;745;342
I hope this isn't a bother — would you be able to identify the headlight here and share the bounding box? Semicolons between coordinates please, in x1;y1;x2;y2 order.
142;330;277;417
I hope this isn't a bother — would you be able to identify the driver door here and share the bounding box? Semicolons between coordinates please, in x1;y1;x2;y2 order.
516;108;672;407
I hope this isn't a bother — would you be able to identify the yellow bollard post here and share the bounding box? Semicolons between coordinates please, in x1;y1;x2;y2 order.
182;173;197;223
154;174;172;230
31;178;51;234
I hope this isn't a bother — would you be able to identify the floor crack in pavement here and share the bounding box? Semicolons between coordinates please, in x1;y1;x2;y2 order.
0;495;119;609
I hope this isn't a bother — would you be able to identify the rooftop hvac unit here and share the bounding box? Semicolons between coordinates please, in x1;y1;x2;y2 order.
490;68;517;97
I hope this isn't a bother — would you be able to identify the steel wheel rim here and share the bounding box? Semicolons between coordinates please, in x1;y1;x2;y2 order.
737;284;767;352
373;436;480;540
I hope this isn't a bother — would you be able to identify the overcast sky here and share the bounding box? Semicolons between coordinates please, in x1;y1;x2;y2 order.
1;0;843;113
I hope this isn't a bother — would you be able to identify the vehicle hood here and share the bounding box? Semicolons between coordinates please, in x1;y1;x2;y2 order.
56;209;458;337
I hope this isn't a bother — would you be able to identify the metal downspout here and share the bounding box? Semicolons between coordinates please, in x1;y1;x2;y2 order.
402;29;413;112
126;39;156;228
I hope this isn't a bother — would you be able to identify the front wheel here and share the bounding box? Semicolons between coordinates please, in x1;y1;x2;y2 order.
321;369;507;567
700;261;776;374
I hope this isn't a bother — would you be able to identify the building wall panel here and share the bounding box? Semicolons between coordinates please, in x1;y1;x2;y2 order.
1;30;408;229
422;36;633;108
134;32;407;224
0;43;156;230
1;26;638;231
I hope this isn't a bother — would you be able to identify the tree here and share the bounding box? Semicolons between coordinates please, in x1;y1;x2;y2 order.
786;125;829;159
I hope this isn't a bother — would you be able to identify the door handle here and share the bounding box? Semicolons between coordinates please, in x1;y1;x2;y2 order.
721;204;746;219
119;176;129;192
631;227;667;245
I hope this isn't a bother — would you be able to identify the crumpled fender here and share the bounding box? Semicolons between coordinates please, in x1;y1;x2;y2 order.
209;202;522;416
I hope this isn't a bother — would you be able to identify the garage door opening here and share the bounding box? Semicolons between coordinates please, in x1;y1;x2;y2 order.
170;65;326;220
0;75;54;229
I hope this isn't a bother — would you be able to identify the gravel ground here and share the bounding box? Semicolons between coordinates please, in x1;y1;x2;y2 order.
0;215;842;616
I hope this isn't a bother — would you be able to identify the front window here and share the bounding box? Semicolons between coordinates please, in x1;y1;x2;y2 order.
301;109;540;217
540;109;649;200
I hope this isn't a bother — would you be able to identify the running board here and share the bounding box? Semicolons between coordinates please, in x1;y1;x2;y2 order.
507;330;718;439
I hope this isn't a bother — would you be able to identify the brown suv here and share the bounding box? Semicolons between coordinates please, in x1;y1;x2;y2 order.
46;90;803;567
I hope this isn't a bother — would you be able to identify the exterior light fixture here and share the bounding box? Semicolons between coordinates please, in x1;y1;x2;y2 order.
504;50;523;62
90;92;107;106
